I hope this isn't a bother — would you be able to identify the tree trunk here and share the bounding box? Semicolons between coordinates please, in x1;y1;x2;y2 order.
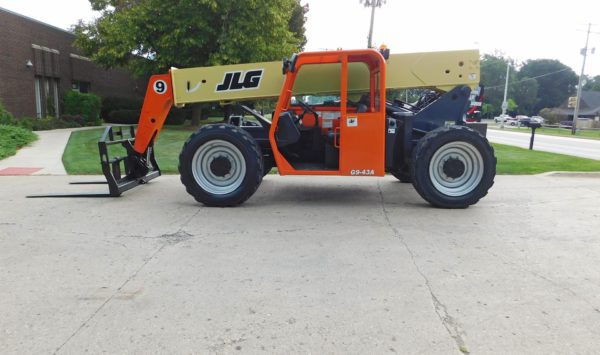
223;105;232;123
191;105;203;126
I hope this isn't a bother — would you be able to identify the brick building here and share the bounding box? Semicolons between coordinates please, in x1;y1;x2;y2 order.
0;7;144;118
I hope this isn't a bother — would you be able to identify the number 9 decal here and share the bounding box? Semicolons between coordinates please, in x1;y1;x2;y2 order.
153;80;167;94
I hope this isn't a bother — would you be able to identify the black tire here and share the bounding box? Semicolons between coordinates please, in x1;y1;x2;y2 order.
179;124;263;206
411;125;496;208
391;166;412;183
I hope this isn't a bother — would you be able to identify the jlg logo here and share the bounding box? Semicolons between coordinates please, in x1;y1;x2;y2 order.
215;69;263;92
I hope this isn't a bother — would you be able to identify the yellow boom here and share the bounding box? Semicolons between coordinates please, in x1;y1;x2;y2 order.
171;49;480;105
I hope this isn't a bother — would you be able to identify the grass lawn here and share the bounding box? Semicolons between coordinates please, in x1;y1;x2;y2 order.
0;125;37;160
489;125;600;140
62;126;193;174
62;125;600;175
63;118;225;174
492;143;600;174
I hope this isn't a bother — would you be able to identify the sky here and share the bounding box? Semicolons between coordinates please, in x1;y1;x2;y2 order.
1;0;600;77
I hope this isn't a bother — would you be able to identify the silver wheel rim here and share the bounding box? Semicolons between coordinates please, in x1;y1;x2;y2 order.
428;141;484;197
191;140;246;195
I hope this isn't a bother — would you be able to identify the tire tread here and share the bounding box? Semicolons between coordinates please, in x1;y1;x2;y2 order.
411;125;496;208
178;124;263;207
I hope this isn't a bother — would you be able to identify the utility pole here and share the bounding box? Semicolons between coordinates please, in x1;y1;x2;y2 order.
572;23;592;135
500;61;510;129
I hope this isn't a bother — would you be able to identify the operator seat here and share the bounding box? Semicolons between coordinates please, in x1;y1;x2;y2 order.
275;111;301;147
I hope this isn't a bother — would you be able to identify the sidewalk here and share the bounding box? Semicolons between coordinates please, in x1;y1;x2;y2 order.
0;128;77;175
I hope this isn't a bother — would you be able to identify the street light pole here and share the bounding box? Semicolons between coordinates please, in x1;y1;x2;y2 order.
500;61;510;129
367;2;376;48
572;23;592;135
361;0;384;48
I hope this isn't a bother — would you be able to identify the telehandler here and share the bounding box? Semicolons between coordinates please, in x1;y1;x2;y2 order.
95;48;495;208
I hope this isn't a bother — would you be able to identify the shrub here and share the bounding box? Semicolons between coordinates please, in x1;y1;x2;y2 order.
0;100;16;126
63;91;102;125
107;109;141;124
60;114;86;127
165;107;188;125
17;117;81;131
101;96;143;119
539;108;566;125
0;125;37;159
105;107;188;125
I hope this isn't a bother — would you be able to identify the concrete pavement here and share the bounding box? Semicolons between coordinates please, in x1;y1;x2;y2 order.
0;129;73;175
1;174;600;354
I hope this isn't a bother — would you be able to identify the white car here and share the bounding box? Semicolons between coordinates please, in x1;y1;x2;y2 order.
494;115;516;124
531;116;545;124
494;114;507;123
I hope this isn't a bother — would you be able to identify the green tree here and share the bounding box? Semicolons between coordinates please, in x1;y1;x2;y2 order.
73;0;308;123
511;78;538;116
480;54;516;117
583;75;600;91
289;1;309;51
518;59;577;113
0;99;15;125
506;98;518;115
73;0;308;77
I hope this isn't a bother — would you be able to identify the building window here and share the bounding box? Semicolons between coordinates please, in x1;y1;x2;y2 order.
72;81;91;93
34;76;60;118
52;79;60;117
34;77;42;118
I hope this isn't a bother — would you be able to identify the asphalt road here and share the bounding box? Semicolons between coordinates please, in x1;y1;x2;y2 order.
1;175;600;354
487;128;600;160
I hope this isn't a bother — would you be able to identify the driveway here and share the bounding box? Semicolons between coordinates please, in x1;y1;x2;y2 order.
1;174;599;354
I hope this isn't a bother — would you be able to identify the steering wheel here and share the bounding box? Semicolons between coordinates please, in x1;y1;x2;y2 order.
295;100;319;126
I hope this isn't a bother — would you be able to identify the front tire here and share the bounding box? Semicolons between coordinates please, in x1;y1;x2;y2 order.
179;124;263;206
411;125;496;208
262;156;274;176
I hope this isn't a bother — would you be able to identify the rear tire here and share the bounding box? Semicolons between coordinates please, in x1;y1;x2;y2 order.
179;124;263;206
391;166;411;183
411;125;495;208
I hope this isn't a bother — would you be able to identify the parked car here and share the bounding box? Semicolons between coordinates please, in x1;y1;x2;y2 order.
559;120;573;129
531;116;545;124
516;115;531;126
494;114;516;124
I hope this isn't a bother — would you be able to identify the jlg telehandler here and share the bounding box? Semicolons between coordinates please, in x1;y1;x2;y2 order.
95;48;495;208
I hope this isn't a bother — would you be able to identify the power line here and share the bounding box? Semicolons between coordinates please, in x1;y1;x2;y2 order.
485;67;572;90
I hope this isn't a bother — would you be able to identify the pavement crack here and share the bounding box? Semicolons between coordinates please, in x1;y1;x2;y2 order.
54;210;201;354
377;181;470;354
179;208;203;231
53;243;167;354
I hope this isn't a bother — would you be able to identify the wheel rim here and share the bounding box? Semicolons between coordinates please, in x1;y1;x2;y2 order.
191;140;246;195
428;141;484;197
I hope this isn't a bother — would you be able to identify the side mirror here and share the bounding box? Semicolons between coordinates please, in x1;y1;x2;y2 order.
282;58;291;75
